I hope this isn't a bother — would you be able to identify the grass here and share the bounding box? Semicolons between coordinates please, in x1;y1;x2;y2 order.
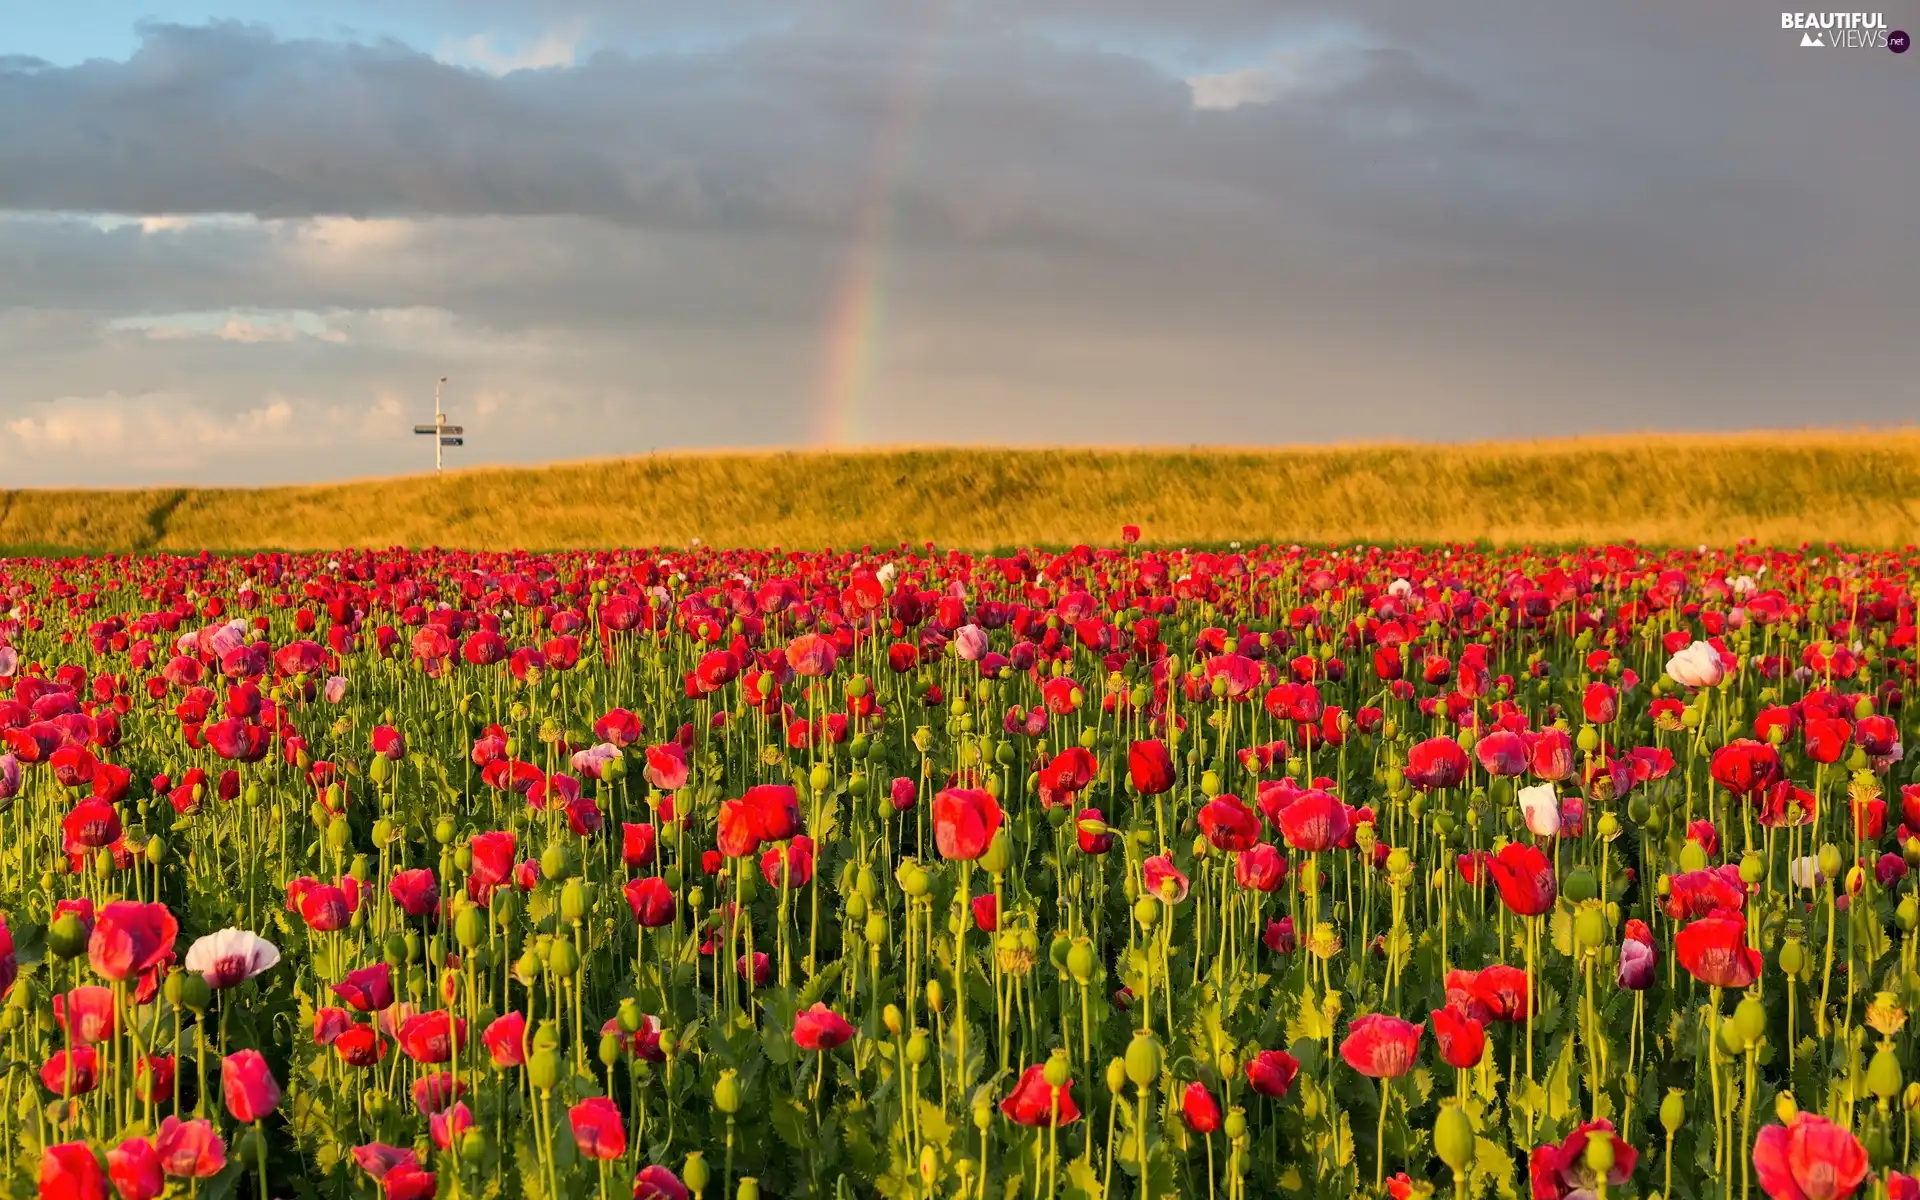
4;430;1920;552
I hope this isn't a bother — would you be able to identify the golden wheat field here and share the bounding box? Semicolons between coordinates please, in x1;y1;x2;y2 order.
8;431;1920;552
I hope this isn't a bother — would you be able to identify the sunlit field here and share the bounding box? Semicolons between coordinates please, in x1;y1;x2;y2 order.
10;431;1920;553
1;538;1912;1199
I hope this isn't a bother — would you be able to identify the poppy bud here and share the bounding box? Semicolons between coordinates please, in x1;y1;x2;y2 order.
980;832;1011;875
1435;1103;1475;1175
1732;995;1767;1047
1105;1058;1127;1095
1776;1094;1799;1123
548;939;580;976
47;915;88;960
541;845;572;881
1819;844;1844;879
454;909;484;951
906;1031;929;1065
883;1005;903;1036
1574;908;1608;951
560;880;588;924
926;980;943;1013
598;1033;624;1067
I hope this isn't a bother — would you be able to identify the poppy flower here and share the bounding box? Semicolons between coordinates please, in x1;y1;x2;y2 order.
717;799;762;858
107;1137;164;1200
1475;730;1529;777
221;1049;281;1123
1533;1120;1639;1199
134;1055;176;1104
569;1097;627;1160
624;876;677;927
1277;791;1351;852
1339;1013;1423;1078
1664;865;1747;920
1485;843;1557;916
155;1117;226;1179
1405;737;1469;791
1430;1006;1486;1069
41;1143;108;1200
1128;740;1175;795
1075;808;1114;855
1676;912;1763;988
334;963;395;1012
1142;855;1190;903
634;1166;691;1200
183;928;280;990
1198;795;1262;851
1244;1049;1300;1097
398;1011;467;1063
1180;1082;1222;1133
387;869;439;918
88;901;178;982
54;985;116;1044
1263;917;1297;953
1710;741;1783;797
483;1012;529;1067
793;1003;856;1051
41;1047;100;1096
931;788;1002;861
1000;1064;1081;1127
1803;718;1853;766
1234;842;1287;892
371;725;406;760
1617;921;1657;990
644;743;690;791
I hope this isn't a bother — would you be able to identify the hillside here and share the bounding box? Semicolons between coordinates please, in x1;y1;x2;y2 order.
7;432;1920;552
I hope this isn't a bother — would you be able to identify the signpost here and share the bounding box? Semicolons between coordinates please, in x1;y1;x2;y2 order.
413;377;465;474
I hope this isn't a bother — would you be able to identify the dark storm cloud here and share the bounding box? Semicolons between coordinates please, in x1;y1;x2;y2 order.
0;1;1913;484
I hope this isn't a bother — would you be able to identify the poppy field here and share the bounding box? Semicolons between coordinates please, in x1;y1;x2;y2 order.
2;538;1917;1200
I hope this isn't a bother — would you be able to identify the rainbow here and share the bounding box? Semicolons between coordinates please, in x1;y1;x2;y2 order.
812;2;950;446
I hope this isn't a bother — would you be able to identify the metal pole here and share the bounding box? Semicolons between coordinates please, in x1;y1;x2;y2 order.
434;376;447;475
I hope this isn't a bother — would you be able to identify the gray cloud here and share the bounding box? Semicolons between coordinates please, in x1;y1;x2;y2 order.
0;3;1914;485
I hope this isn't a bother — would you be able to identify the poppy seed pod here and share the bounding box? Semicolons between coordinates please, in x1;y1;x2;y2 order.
1125;1030;1163;1087
1660;1090;1686;1134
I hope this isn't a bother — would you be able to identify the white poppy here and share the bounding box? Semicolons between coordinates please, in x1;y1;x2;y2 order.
1665;640;1727;689
1789;856;1821;890
1517;783;1562;838
184;929;281;990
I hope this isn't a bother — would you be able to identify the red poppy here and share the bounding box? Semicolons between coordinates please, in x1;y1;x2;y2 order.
1234;842;1287;892
107;1136;163;1200
622;823;658;868
1180;1082;1222;1133
1277;790;1351;852
41;1143;109;1200
387;869;439;918
1676;912;1763;988
483;1012;528;1067
634;1166;691;1200
1664;865;1747;920
760;835;815;889
334;963;395;1012
221;1049;280;1123
155;1117;226;1179
624;876;677;927
569;1097;628;1160
1803;717;1853;766
1405;738;1470;791
1000;1064;1081;1127
793;1003;856;1051
1244;1049;1300;1097
88;901;177;982
1075;808;1114;855
711;797;758;858
1198;795;1262;852
1710;740;1783;797
931;788;1002;861
41;1047;100;1096
1752;1114;1869;1200
1485;843;1557;916
398;1011;466;1064
1339;1014;1423;1078
1129;740;1175;795
1430;1006;1486;1069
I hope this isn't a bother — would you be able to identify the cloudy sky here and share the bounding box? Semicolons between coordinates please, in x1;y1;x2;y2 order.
1;1;1914;485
